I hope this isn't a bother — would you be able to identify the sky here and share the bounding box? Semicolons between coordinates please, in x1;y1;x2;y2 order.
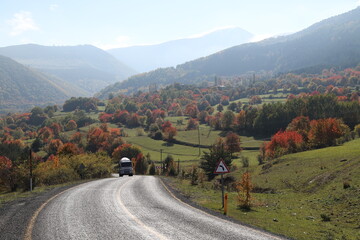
1;0;360;50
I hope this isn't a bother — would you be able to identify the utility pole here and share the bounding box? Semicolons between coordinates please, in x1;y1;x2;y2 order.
29;149;33;191
197;125;201;156
160;149;163;174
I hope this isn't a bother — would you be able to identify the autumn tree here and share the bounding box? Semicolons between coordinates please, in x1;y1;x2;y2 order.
308;118;348;148
134;153;148;175
112;144;142;163
186;118;198;130
265;131;304;159
236;172;253;210
225;132;241;156
286;116;310;141
162;121;177;141
65;120;77;131
57;143;82;156
0;156;15;191
47;139;63;155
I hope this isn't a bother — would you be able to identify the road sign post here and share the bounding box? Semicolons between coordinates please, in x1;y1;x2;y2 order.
214;159;230;209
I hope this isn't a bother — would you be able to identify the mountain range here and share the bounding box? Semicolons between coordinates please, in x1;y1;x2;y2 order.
0;55;75;113
108;27;254;73
97;7;360;99
0;44;136;96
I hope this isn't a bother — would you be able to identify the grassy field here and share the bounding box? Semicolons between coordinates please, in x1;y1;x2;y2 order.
0;179;93;207
167;138;360;240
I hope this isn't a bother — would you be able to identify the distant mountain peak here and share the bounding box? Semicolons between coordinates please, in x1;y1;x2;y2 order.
108;27;254;73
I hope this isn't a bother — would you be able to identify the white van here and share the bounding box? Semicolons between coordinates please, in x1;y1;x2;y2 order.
119;157;133;177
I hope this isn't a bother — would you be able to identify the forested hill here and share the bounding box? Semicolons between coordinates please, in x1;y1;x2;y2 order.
0;44;137;95
180;7;360;75
108;27;254;73
0;55;73;113
96;7;360;98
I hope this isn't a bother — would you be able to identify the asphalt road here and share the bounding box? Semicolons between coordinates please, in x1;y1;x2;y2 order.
30;176;283;240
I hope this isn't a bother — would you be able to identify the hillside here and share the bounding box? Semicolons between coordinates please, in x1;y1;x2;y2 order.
97;7;360;98
168;138;360;240
0;55;77;113
108;27;254;72
0;44;137;95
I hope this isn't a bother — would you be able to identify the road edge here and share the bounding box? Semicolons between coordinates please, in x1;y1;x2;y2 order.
0;180;96;240
159;176;290;240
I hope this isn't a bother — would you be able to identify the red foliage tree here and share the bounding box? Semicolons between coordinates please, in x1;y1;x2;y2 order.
49;123;63;136
99;112;113;123
57;143;82;156
113;110;130;125
265;131;304;159
184;103;199;118
186;118;198;130
38;127;54;143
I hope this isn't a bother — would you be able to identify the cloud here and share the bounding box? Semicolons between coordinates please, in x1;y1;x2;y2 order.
357;0;360;6
94;36;132;50
6;11;39;36
49;4;59;11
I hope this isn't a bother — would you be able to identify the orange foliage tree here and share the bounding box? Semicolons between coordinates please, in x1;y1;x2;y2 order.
57;143;82;156
308;118;348;148
236;172;253;210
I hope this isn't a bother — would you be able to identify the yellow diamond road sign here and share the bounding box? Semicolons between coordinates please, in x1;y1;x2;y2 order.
214;160;230;174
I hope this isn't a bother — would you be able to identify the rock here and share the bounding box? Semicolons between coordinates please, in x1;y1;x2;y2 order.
273;218;278;222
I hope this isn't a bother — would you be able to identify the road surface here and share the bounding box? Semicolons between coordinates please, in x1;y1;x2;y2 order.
29;176;283;240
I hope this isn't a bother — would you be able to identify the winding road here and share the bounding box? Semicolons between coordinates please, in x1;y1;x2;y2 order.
27;176;283;240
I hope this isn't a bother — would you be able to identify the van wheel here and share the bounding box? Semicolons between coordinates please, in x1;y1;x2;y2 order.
119;174;123;177
129;174;133;177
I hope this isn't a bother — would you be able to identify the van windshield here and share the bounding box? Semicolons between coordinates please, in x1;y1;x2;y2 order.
121;162;132;167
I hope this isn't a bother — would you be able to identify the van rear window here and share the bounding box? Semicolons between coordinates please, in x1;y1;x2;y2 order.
121;162;132;167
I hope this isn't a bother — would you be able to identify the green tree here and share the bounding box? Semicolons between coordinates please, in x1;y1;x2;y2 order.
199;138;231;181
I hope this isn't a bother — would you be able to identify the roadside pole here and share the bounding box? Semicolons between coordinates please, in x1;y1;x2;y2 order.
221;173;224;208
214;159;230;210
29;149;33;191
160;149;163;174
224;193;228;215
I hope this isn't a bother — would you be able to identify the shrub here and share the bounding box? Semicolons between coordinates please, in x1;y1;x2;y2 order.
355;124;360;137
320;214;331;222
149;162;156;175
190;166;199;185
241;156;249;168
343;181;351;189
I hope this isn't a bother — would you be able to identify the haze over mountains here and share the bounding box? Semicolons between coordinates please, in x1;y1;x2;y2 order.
0;55;73;113
0;44;136;96
97;7;360;98
108;27;254;73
